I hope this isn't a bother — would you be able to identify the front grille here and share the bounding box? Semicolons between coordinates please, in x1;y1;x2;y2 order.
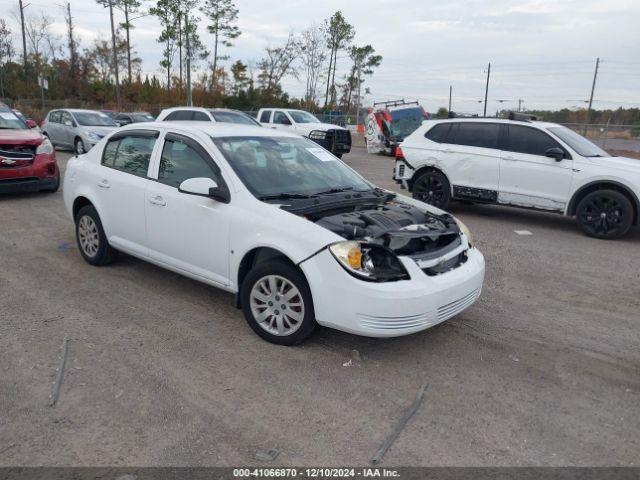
0;145;36;168
359;312;433;331
422;252;468;276
326;129;352;152
437;289;480;322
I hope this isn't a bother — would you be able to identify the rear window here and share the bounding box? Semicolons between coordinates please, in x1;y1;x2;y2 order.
259;110;272;123
424;123;450;143
192;111;210;121
445;122;500;149
164;110;195;121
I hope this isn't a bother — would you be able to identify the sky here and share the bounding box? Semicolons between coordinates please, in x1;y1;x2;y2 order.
2;0;640;114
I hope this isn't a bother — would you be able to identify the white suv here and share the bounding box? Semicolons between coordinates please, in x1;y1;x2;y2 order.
63;122;484;345
156;107;261;126
394;117;640;239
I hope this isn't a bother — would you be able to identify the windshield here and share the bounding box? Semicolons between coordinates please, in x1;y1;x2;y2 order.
211;110;260;126
388;107;426;139
547;126;610;157
212;136;372;197
0;110;27;130
73;111;118;127
287;111;320;124
132;114;155;122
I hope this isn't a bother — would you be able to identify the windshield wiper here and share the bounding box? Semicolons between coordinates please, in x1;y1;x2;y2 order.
258;192;315;201
312;187;356;195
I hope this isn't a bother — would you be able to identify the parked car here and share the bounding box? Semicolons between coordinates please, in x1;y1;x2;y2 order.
42;109;119;154
156;107;261;126
0;103;59;193
257;108;352;158
63;122;484;345
366;100;429;155
115;112;155;126
394;115;640;239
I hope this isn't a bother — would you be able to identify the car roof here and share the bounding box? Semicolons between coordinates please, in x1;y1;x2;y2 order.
428;117;560;129
118;121;300;138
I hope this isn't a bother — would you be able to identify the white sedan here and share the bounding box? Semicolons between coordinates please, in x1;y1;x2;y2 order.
63;122;485;345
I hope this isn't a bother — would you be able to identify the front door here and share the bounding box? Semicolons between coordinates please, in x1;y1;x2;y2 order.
499;124;574;211
145;132;231;286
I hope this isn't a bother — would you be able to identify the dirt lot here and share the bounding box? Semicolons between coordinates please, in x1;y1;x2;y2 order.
1;147;639;466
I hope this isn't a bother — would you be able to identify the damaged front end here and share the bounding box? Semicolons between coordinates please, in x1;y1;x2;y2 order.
313;201;469;281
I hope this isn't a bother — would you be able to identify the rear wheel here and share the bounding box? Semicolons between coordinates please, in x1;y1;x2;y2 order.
412;170;451;210
576;190;633;239
75;205;118;265
240;260;316;345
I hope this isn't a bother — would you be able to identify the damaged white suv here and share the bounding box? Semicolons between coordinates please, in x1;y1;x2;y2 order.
395;116;640;239
63;122;484;345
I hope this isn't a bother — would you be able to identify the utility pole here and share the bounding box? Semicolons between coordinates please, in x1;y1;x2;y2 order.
123;1;132;83
586;57;600;124
18;0;28;77
518;99;524;112
185;12;192;107
107;0;122;110
448;85;452;113
483;62;490;117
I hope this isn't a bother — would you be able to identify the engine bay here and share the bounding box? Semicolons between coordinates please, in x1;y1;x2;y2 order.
315;201;462;257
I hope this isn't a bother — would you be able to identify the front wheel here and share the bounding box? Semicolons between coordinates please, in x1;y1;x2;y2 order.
576;190;633;239
240;260;316;345
75;138;86;155
411;170;451;210
75;205;118;265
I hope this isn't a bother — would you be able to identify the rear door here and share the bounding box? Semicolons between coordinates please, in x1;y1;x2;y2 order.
499;124;574;210
45;111;61;144
95;130;159;257
440;122;502;201
59;111;76;147
145;132;231;286
271;110;293;131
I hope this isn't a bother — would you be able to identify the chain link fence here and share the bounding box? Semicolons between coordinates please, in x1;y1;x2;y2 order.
559;123;640;155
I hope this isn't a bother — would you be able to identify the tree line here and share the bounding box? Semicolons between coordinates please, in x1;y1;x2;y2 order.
0;1;382;120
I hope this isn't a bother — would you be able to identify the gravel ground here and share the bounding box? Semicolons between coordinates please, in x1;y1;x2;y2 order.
0;147;638;467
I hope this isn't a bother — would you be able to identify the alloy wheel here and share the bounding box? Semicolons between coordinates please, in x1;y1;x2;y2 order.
76;140;85;155
249;275;305;336
78;215;100;257
414;175;446;207
579;195;625;236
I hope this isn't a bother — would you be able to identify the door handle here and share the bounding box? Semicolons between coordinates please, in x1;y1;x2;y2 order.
442;148;453;154
503;156;516;161
149;195;166;206
98;179;110;188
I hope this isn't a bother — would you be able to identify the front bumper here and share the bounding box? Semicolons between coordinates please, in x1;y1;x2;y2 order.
300;247;485;337
309;129;352;155
0;153;59;193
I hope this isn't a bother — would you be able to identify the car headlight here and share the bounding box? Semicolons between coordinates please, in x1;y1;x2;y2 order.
36;137;54;155
328;241;410;282
87;131;100;142
308;130;327;141
454;217;474;246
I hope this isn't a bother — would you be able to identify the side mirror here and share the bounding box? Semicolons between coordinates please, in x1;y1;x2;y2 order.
26;119;37;129
178;177;230;203
64;120;73;127
545;147;565;161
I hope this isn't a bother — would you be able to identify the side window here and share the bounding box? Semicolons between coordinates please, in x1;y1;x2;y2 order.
49;111;61;123
424;123;451;143
192;111;210;121
60;112;74;126
445;122;500;149
273;111;290;125
164;110;193;121
506;125;562;156
158;136;220;188
102;134;157;177
259;110;272;123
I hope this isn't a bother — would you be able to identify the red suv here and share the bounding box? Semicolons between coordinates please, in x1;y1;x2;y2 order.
0;103;59;193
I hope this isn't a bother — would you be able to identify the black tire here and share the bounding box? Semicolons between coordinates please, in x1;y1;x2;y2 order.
74;137;86;155
334;153;343;159
74;205;118;265
576;189;634;239
411;170;452;210
240;259;316;345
